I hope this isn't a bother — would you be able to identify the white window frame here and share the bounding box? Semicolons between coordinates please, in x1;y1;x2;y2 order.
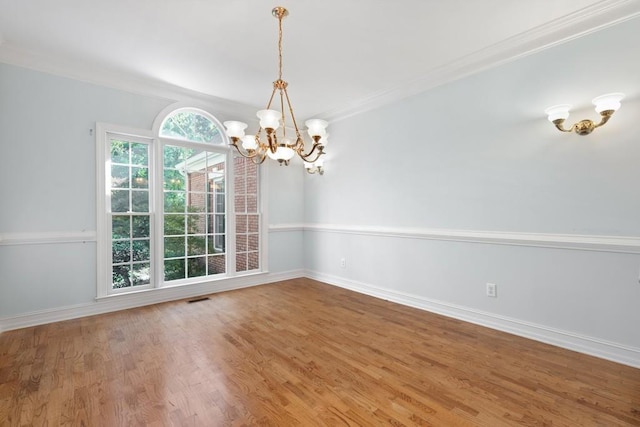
96;105;267;298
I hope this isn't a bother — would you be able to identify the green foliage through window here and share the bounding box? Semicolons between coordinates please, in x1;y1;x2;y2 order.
160;110;223;144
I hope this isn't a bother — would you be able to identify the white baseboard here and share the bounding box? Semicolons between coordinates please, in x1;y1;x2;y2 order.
4;267;638;369
0;269;304;333
305;270;640;369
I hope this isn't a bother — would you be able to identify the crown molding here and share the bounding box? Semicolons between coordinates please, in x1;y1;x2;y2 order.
318;0;640;122
0;44;257;120
1;1;638;124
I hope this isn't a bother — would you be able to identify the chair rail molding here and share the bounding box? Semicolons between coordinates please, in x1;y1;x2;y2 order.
0;231;97;246
303;223;640;254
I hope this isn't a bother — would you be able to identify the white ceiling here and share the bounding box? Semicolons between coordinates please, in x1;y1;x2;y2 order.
1;0;639;121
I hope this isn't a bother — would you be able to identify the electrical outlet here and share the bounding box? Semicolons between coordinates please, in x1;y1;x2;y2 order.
340;258;346;268
486;283;497;298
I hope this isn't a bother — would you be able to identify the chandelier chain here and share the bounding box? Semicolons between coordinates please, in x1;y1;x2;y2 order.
278;14;283;81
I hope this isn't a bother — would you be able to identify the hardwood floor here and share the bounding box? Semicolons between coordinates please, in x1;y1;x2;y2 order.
1;278;639;426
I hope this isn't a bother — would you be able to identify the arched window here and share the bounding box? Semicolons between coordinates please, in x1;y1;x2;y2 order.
96;105;263;297
158;108;224;144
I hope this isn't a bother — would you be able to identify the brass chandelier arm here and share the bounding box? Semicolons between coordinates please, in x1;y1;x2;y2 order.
279;88;287;139
299;144;325;163
266;129;279;153
250;151;268;165
265;84;279;111
282;86;302;136
230;138;262;159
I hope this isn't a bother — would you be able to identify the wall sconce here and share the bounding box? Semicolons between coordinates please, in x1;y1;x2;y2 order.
545;93;624;135
304;157;324;175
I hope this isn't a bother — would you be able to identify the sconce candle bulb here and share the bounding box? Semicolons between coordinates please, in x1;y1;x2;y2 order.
545;93;624;136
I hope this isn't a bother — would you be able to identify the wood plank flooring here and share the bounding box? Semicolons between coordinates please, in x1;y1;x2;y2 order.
1;278;639;426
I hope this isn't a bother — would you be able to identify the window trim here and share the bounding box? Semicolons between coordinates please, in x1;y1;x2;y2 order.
152;104;227;145
96;123;156;298
156;138;233;286
96;105;268;299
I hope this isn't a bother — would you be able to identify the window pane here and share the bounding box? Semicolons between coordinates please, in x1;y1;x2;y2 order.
132;190;149;212
187;193;206;213
210;214;225;233
111;165;129;188
164;259;185;281
162;147;227;282
164;236;185;258
237;234;247;252
186;214;206;234
164;146;186;168
236;252;247;272
248;215;259;233
164;192;185;213
234;157;260;274
111;190;129;213
113;265;131;288
208;255;225;275
215;194;225;213
235;175;246;194
236;215;247;233
112;215;130;239
248;234;259;251
235;195;246;213
246;195;257;213
110;140;129;164
132;215;150;238
112;241;130;264
160;111;223;144
132;167;148;188
188;257;207;278
164;214;185;235
132;263;150;286
189;171;206;192
131;143;148;166
188;236;206;256
208;235;225;254
247;175;257;194
164;169;185;190
132;239;150;262
248;252;259;270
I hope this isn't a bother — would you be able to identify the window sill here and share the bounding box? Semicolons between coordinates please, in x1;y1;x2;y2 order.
96;270;269;302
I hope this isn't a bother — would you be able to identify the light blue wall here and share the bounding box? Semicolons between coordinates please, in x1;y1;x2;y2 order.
267;160;305;272
305;18;640;235
0;64;170;232
303;17;640;353
0;64;305;318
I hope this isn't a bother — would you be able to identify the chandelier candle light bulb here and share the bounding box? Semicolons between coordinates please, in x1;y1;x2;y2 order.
544;93;624;136
223;6;328;170
304;156;325;175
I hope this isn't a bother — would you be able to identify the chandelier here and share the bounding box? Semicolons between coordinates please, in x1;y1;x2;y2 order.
223;7;328;169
